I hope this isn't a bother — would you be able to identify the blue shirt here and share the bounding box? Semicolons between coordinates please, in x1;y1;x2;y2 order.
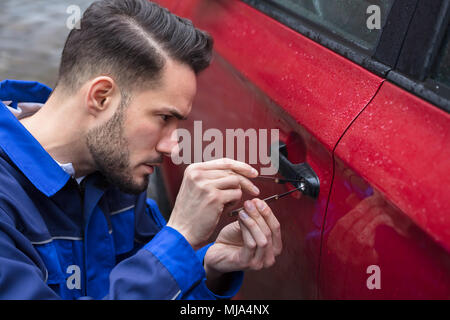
0;79;243;299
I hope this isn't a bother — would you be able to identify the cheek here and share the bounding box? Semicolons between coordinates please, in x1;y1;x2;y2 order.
126;122;160;150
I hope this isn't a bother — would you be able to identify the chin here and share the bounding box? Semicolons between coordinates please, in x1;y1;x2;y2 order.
111;174;149;195
118;183;148;195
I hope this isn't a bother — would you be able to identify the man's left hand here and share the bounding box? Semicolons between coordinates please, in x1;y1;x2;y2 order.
203;198;282;292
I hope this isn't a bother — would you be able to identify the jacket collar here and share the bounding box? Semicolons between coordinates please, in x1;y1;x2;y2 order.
0;80;70;197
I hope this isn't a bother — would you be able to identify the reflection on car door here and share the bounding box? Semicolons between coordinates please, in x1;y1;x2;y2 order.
320;80;450;299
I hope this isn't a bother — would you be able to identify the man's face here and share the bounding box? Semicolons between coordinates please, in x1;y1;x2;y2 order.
86;59;196;194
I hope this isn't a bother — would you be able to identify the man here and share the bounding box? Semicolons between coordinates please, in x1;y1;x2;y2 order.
0;0;282;299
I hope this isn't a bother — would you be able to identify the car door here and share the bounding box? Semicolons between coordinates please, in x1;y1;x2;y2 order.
319;0;450;299
154;0;404;299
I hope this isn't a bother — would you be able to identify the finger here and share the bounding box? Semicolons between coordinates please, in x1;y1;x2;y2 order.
206;173;260;196
219;188;243;207
254;199;282;256
238;211;257;263
245;200;273;245
238;209;267;270
190;158;259;178
244;200;274;268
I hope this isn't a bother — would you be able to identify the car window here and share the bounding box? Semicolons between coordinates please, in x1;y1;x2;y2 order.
431;26;450;88
267;0;394;51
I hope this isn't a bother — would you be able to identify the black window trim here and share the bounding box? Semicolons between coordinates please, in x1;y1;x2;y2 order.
241;0;414;77
387;0;450;113
241;0;450;113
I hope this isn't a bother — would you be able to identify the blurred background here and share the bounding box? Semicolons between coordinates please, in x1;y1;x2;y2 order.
0;0;94;86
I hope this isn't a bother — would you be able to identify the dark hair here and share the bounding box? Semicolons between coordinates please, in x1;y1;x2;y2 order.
56;0;213;92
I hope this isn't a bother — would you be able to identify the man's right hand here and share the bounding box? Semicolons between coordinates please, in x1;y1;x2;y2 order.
166;158;260;250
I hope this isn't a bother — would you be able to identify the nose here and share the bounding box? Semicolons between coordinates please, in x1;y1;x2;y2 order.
155;127;179;158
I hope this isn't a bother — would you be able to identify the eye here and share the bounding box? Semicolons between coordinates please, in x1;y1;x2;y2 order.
160;114;171;122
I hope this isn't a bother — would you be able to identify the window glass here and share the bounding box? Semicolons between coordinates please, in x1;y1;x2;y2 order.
431;26;450;87
267;0;394;51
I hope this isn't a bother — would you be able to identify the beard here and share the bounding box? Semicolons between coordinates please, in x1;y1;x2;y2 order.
85;99;149;195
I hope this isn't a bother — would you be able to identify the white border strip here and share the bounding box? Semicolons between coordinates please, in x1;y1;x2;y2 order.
110;205;135;216
171;290;182;300
31;236;83;245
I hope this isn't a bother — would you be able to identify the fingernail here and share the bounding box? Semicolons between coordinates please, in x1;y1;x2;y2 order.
252;168;259;176
252;185;260;194
256;201;266;211
244;200;255;212
239;210;249;219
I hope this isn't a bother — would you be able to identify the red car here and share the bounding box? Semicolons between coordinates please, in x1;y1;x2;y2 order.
152;0;450;299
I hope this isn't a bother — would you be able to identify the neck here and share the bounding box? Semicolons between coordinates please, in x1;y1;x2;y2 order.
19;92;96;178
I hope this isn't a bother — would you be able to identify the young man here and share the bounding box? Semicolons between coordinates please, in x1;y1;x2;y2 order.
0;0;282;299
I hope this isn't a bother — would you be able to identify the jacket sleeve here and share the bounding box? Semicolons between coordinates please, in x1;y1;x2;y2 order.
106;200;243;300
187;243;244;300
108;226;243;300
0;209;60;299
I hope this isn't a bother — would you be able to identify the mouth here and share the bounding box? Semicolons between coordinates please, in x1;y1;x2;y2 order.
142;163;156;174
142;161;163;174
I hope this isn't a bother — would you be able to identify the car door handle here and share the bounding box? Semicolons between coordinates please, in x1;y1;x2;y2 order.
272;142;320;199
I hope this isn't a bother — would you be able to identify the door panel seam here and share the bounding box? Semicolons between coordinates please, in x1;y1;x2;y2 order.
315;79;385;299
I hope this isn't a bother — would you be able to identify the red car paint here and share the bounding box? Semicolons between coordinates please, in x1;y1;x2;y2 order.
155;0;450;299
320;82;450;299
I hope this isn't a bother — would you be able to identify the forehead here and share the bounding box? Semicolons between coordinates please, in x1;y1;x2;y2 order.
132;59;197;115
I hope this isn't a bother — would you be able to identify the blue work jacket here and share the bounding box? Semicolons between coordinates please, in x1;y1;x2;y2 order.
0;80;243;299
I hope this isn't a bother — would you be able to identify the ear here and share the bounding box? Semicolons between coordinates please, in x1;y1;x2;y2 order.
85;76;119;116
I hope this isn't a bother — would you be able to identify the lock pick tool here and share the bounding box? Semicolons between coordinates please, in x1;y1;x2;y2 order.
228;175;305;217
